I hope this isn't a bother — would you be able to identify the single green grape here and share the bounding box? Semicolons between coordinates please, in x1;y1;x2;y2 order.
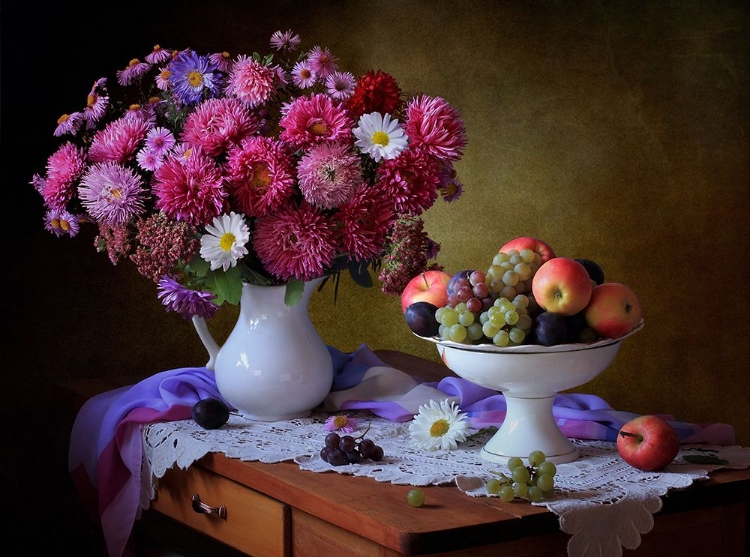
536;474;555;492
528;450;546;467
486;478;502;494
527;486;543;502
407;489;425;507
499;485;515;502
507;457;524;471
538;461;557;477
511;466;531;485
513;482;529;498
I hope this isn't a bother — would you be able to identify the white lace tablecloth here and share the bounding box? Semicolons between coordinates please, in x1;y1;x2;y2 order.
142;411;750;557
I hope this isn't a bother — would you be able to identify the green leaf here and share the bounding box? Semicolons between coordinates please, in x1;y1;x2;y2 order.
682;455;729;465
284;279;304;306
205;266;243;306
348;260;373;288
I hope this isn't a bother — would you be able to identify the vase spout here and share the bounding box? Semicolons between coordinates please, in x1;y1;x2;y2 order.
191;315;220;370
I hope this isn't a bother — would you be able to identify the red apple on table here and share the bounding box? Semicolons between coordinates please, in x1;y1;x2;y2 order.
400;270;452;312
531;257;593;316
584;282;642;339
499;236;556;263
617;415;680;471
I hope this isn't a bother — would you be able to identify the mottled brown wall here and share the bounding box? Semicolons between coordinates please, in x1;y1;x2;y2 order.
4;0;748;460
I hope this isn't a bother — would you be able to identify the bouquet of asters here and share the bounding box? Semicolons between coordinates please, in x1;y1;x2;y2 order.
31;29;467;320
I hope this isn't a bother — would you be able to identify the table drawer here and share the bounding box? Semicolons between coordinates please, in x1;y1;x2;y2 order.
152;464;290;557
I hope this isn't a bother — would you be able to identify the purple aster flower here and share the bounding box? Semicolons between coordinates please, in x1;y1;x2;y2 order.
44;207;81;238
291;60;316;89
325;71;356;100
157;276;219;320
155;67;171;91
324;414;358;433
270;29;301;52
116;58;152;86
209;51;233;73
54;112;84;136
307;46;338;80
168;50;222;105
144;126;176;157
145;44;172;64
78;161;147;226
84;78;109;128
136;148;163;171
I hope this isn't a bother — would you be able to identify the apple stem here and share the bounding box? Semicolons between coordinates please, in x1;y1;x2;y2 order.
421;273;428;288
619;430;643;442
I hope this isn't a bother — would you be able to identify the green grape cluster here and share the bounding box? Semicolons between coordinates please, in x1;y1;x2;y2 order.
485;450;557;502
437;249;542;347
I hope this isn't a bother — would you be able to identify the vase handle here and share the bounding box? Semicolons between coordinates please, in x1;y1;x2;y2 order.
191;315;220;370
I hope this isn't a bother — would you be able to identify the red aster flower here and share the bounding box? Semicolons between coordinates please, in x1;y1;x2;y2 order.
335;184;394;262
345;70;403;120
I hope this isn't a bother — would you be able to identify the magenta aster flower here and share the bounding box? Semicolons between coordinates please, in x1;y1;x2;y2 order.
44;207;81;238
404;95;467;161
324;414;358;433
181;97;259;157
88;117;152;164
279;93;353;149
335;185;394;262
78;161;147;226
226;136;296;217
145;44;172;64
307;46;338;80
153;150;227;226
225;55;275;108
116;58;152;86
376;149;441;215
291;60;316;89
157;276;219;320
270;29;301;52
297;142;362;209
253;202;338;282
41;142;87;209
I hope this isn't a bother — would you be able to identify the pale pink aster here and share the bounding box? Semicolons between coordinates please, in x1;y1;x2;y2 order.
54;112;84;136
253;202;338;282
225;55;275;108
297;142;361;209
116;58;152;86
404;95;467;161
181;97;259;157
335;184;394;262
226;136;296;217
136;148;163;171
145;44;172;64
88;117;151;164
94;222;131;264
324;414;357;433
153;150;227;226
44;207;81;238
155;67;172;91
270;29;301;52
279;93;353;150
78;161;147;226
291;60;316;89
307;46;338;80
209;51;233;73
42;142;87;209
145;127;176;157
325;71;356;100
130;213;200;282
375;149;441;215
157;276;219;320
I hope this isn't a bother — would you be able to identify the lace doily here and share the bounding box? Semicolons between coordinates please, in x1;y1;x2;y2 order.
142;411;750;557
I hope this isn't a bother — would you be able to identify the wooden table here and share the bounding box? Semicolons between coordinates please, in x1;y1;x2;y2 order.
59;350;750;557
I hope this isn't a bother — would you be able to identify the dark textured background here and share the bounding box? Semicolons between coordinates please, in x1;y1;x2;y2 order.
2;0;748;552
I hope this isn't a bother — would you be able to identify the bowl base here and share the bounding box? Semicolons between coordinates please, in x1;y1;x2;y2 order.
480;444;579;465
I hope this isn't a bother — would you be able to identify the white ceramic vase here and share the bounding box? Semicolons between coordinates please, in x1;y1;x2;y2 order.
192;277;333;421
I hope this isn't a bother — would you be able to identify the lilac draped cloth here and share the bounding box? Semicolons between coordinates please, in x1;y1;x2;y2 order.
69;344;735;557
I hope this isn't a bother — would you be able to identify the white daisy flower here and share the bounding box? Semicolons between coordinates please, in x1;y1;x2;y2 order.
408;399;470;451
352;112;408;161
200;212;251;271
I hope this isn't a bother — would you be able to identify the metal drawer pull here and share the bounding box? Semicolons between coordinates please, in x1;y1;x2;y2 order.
191;493;227;520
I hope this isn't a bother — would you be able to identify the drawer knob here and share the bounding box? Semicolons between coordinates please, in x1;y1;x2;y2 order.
191;493;227;520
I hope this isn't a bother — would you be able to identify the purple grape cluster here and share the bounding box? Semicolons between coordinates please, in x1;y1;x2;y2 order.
320;431;384;466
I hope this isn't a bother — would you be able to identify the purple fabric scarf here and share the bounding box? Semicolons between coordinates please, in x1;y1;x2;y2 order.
69;344;735;557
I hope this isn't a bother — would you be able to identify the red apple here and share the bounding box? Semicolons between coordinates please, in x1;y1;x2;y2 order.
400;270;452;312
617;415;680;471
500;236;556;263
584;282;642;339
531;257;592;316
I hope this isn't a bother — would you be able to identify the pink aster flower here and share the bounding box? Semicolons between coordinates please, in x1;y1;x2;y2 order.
145;44;172;64
324;414;358;433
181;97;259;157
44;207;81;238
335;185;394;262
291;60;316;89
325;71;356;100
54;112;84;136
153;150;227;226
88;117;152;164
279;93;353;150
145;127;176;157
253;202;338;282
78;161;147;226
270;29;301;52
375;149;441;215
116;58;152;86
307;46;338;80
157;276;219;320
226;136;296;217
225;55;275;108
404;95;467;161
41;142;87;209
297;142;362;209
136;148;163;171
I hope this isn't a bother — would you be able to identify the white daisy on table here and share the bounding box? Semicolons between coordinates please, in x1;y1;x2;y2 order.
352;112;408;162
200;211;251;271
408;399;470;451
